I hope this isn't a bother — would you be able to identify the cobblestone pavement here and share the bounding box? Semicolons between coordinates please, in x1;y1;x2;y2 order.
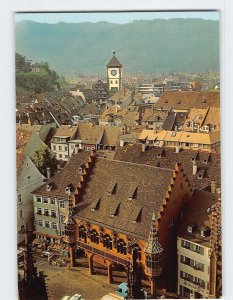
35;256;127;300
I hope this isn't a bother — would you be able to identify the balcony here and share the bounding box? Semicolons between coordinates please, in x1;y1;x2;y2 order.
51;214;57;218
44;212;49;217
37;211;42;215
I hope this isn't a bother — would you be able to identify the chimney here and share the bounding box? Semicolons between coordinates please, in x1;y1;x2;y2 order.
46;167;51;180
175;146;180;153
211;181;216;194
192;160;197;175
120;139;124;147
142;143;147;152
74;145;79;154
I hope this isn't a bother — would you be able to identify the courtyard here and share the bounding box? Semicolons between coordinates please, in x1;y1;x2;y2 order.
34;255;126;300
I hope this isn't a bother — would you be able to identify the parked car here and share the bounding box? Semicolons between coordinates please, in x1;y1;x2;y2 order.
61;293;84;300
100;293;124;300
115;283;128;298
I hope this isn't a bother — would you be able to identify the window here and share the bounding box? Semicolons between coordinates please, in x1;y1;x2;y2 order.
19;210;23;219
65;146;68;151
44;209;49;216
45;221;50;228
59;146;62;151
53;145;56;150
90;229;99;244
51;222;57;230
103;234;113;250
115;80;118;84
65;155;68;159
60;214;65;224
59;154;62;159
38;220;43;227
134;244;142;260
36;196;42;202
37;208;42;215
180;255;204;271
60;201;65;209
18;194;22;203
43;197;48;204
50;198;56;205
79;226;87;242
181;240;191;250
51;210;56;218
193;244;203;254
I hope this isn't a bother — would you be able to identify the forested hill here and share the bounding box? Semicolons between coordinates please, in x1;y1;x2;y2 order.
15;19;219;75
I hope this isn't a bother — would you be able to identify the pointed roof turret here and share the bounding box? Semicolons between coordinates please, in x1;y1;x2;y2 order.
145;211;163;255
107;50;123;68
64;195;75;225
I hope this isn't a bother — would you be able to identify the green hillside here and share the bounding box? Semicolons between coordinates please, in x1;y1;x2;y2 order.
15;19;219;75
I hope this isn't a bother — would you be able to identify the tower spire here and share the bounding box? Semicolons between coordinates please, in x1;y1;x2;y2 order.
145;212;163;255
145;212;163;299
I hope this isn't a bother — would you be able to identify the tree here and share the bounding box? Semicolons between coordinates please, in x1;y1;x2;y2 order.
32;145;57;177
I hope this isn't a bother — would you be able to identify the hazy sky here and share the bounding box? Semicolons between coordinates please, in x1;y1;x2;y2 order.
15;11;219;24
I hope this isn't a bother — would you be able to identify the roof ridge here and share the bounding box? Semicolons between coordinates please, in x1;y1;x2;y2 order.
97;157;174;172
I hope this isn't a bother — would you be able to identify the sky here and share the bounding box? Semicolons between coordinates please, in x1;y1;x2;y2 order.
15;11;219;24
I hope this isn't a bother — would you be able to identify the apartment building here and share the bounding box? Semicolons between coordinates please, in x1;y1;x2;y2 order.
32;151;90;243
177;190;221;299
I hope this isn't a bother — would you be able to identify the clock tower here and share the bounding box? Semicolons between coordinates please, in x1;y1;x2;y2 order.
106;51;123;93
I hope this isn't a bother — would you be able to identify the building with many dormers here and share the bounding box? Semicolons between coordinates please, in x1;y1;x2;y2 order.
107;51;123;93
32;150;193;295
177;189;221;299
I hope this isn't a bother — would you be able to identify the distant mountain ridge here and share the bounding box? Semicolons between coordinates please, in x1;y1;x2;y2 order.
15;19;219;75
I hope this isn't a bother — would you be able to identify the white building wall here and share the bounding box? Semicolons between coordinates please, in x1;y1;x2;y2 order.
177;237;210;298
17;155;45;244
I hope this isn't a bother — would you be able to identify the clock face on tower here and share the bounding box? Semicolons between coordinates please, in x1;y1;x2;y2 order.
111;69;117;76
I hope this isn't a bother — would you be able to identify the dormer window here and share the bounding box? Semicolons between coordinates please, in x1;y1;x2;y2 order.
107;181;117;196
91;198;101;212
78;167;83;174
200;226;211;238
110;202;120;217
46;183;54;191
131;207;142;223
65;184;73;195
128;185;138;201
157;149;164;158
197;169;205;180
187;223;196;234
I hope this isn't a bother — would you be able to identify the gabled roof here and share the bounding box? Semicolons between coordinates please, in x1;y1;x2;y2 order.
32;151;90;198
155;91;220;110
106;52;123;68
113;145;221;190
74;158;174;239
53;125;78;138
178;190;219;247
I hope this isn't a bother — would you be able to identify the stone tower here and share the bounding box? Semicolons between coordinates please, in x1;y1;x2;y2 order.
106;51;123;93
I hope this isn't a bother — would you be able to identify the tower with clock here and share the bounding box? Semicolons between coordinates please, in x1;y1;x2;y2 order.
106;51;123;93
